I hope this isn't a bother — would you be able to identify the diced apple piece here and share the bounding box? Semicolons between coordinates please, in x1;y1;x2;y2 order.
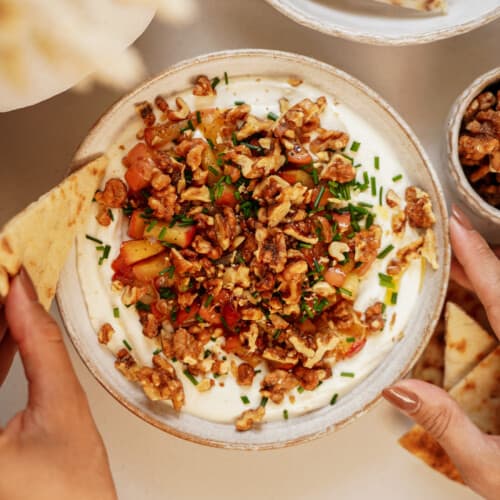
286;145;313;165
215;184;237;208
132;253;169;282
125;162;154;192
144;222;196;249
341;273;360;299
128;210;146;239
120;239;165;265
279;169;315;188
198;108;225;145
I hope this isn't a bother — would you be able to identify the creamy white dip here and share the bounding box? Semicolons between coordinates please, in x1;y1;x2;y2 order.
77;77;424;423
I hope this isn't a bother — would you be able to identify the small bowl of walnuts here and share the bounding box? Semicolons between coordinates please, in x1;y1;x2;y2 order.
448;67;500;226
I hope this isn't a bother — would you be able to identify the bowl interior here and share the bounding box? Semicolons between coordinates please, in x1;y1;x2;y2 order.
57;49;450;449
266;0;500;45
447;68;500;225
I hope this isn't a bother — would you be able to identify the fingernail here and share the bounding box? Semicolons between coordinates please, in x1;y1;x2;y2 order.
382;386;420;414
451;204;473;230
18;267;38;301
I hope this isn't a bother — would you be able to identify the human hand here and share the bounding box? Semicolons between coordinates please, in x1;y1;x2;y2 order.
383;205;500;500
0;269;117;500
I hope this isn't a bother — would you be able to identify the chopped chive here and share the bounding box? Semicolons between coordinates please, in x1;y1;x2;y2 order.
86;234;103;244
146;219;158;232
337;287;352;297
379;186;383;206
346;337;356;343
311;168;319;185
377;244;394;259
267;111;278;121
108;209;114;221
283;409;289;420
203;349;211;359
358;201;373;208
313;185;325;209
350;141;361;152
298;242;313;249
374;156;380;170
153;348;162;355
371;176;377;197
260;396;268;407
113;307;120;318
392;174;403;182
341;153;354;163
183;370;198;386
234;100;245;105
204;294;214;307
340;371;355;378
241;395;250;405
158;226;167;241
211;76;220;89
135;301;151;312
365;213;374;229
297;386;305;394
208;165;220;177
224;71;229;84
273;329;281;339
231;131;238;146
330;393;338;405
195;313;204;323
123;339;132;351
391;292;398;305
378;273;395;289
206;137;215;150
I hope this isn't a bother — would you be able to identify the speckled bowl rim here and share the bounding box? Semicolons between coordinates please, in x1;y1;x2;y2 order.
265;0;500;46
447;67;500;224
57;49;450;450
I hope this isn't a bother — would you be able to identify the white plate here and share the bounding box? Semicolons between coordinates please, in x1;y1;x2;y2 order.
266;0;500;45
57;49;450;449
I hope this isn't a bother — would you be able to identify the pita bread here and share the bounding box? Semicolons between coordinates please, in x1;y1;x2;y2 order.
412;320;445;386
449;346;500;435
373;0;447;12
444;302;496;390
0;156;107;310
399;426;463;483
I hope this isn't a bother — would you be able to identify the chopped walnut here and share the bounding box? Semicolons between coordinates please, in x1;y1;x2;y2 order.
236;406;265;432
386;189;401;208
260;370;299;404
319;154;356;183
98;323;114;344
405;186;436;229
193;75;216;96
365;302;385;332
95;178;128;208
237;363;255;386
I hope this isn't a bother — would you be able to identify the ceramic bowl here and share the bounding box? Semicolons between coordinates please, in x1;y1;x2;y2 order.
447;67;500;229
265;0;500;46
57;49;450;450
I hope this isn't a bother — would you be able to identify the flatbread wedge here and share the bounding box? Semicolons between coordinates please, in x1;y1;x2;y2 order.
399;426;463;484
373;0;447;13
444;302;496;390
449;346;500;435
412;320;445;387
0;156;107;310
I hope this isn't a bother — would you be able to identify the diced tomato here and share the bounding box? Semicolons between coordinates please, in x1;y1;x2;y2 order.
223;335;242;354
175;303;200;327
111;254;135;284
346;338;367;358
125;161;154;192
332;213;351;232
222;303;240;330
123;143;152;168
128;210;147;239
215;184;237;208
323;266;347;287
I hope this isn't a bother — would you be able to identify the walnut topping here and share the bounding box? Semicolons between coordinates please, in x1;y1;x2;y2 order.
98;323;114;344
405;186;436;229
236;406;265;432
386;189;401;208
260;370;299;404
167;97;190;121
95;178;128;209
237;363;255;386
193;75;216;97
319;154;356;183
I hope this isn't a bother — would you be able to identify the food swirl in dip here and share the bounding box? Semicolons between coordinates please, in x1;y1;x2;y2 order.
79;74;438;431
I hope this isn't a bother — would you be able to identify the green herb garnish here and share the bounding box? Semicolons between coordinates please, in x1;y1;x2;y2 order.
183;370;198;386
350;141;361;152
241;395;250;405
123;339;132;351
340;371;355;378
377;244;394;259
267;111;278;121
86;234;103;244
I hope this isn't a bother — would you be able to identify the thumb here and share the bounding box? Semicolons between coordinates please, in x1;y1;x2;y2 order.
5;268;84;413
383;379;494;485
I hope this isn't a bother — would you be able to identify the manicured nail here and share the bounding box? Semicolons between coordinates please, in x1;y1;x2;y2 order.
382;386;420;414
451;204;473;230
18;267;38;301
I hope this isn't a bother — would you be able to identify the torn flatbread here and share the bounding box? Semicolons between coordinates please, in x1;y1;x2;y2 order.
444;302;496;390
412;319;445;386
449;346;500;435
0;156;107;310
373;0;447;13
399;426;463;483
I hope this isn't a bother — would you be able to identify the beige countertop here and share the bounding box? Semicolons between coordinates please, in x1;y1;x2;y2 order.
1;1;498;498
